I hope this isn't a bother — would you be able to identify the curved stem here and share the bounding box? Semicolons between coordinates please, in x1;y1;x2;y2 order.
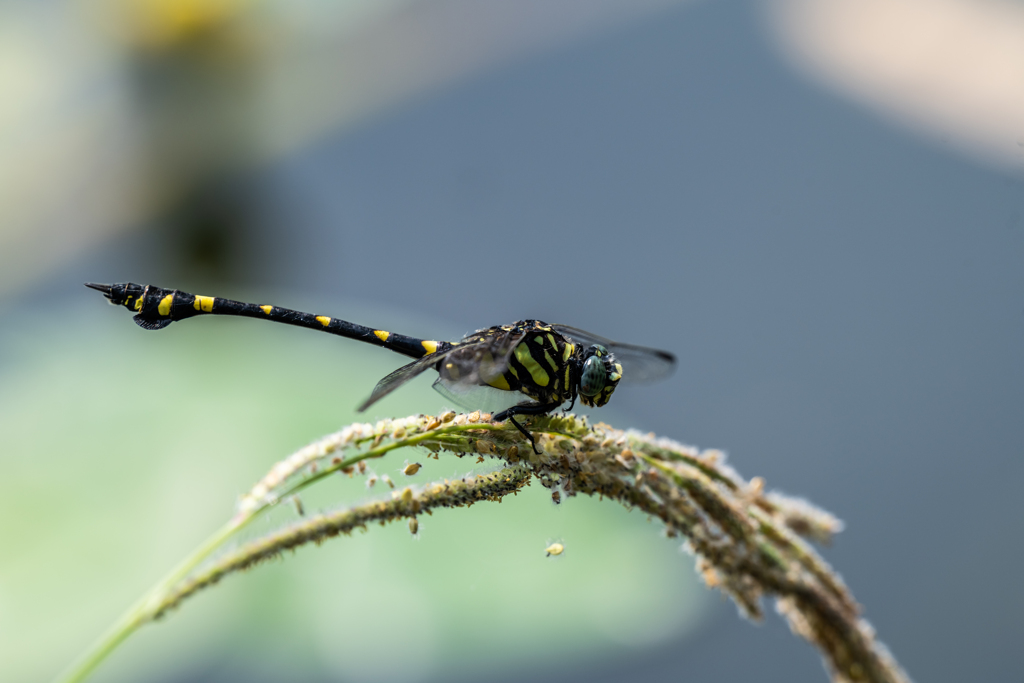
54;517;245;683
54;412;909;683
53;420;522;683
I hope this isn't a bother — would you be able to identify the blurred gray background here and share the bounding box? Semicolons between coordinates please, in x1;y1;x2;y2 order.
2;0;1022;682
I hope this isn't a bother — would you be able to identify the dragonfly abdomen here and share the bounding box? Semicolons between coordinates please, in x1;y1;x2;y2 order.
85;283;439;359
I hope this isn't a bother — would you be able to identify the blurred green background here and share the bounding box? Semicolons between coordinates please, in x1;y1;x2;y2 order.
2;1;1023;682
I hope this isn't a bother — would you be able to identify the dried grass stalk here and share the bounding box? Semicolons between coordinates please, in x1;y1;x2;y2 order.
58;412;909;683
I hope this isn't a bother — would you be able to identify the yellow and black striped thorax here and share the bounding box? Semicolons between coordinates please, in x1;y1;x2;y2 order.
442;320;579;405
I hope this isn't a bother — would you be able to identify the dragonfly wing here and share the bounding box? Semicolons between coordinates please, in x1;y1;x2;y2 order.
551;324;676;384
603;342;676;383
360;326;528;412
431;376;536;414
439;326;525;390
357;346;464;412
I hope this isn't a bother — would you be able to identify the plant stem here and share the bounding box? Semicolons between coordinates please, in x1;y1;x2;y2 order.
54;517;245;683
55;412;911;683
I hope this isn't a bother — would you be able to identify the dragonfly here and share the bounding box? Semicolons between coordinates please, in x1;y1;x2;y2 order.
86;283;676;452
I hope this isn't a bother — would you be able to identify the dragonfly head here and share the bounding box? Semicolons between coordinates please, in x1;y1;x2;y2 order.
578;345;623;407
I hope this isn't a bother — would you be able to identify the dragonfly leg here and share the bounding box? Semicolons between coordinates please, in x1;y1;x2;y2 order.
494;402;562;455
506;414;538;454
562;369;579;414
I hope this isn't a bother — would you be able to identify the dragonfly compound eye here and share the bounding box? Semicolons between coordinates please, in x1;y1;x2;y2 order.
580;355;607;397
579;345;624;407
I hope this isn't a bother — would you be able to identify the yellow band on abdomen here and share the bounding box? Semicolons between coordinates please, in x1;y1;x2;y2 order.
194;295;215;312
157;294;174;316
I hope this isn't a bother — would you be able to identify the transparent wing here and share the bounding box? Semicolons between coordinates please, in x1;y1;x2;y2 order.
358;327;528;412
356;345;467;412
551;324;676;384
437;326;525;390
431;377;536;415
